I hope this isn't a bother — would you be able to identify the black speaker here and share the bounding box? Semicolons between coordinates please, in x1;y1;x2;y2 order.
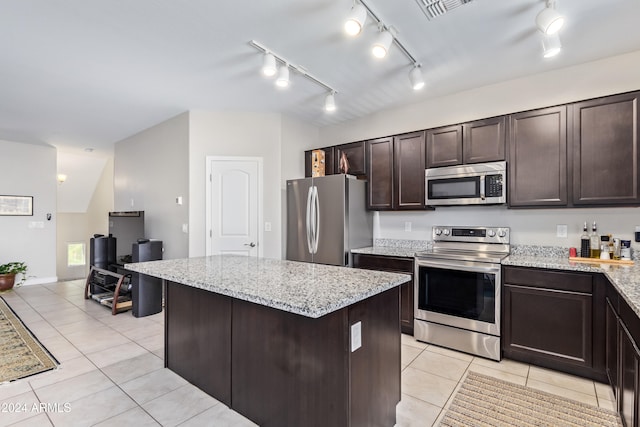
130;240;163;318
89;235;116;269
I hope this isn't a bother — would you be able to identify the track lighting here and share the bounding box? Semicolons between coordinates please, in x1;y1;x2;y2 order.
372;29;393;58
324;92;336;112
262;53;277;77
542;33;562;58
276;64;290;88
345;4;367;36
409;66;425;90
536;0;564;35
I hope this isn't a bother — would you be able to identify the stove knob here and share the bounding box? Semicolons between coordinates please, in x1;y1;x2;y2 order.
442;228;450;236
434;228;442;236
487;229;496;237
498;229;507;238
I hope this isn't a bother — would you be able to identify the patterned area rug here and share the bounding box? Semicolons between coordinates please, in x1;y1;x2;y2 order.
440;372;622;427
0;297;58;383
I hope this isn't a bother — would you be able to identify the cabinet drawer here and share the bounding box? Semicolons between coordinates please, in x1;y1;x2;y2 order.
503;266;592;294
352;254;413;273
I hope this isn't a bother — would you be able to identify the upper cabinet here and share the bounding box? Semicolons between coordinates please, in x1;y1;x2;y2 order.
426;117;506;168
425;125;462;168
508;106;568;207
367;132;426;211
335;141;367;176
463;116;506;164
304;146;335;178
571;91;640;206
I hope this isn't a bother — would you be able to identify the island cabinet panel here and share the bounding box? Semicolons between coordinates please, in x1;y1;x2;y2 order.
353;254;414;335
462;116;506;164
367;137;394;210
502;266;606;382
508;106;568;207
231;300;349;427
571;91;640;206
165;282;232;406
426;125;462;168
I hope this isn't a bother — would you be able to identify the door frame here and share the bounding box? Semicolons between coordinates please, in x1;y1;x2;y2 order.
206;156;264;257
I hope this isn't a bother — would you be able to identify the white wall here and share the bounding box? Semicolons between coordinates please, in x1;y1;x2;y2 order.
0;140;57;284
319;50;640;248
114;112;190;260
188;111;283;259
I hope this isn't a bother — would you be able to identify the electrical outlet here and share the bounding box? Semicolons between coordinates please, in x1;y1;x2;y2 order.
265;222;272;232
404;222;412;232
557;224;568;238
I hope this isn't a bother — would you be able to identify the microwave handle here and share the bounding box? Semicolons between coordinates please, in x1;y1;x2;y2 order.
480;175;485;200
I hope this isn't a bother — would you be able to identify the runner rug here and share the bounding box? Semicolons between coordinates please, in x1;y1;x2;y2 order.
440;371;622;427
0;297;58;383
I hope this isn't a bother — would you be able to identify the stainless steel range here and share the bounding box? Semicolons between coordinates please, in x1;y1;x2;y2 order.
414;226;510;361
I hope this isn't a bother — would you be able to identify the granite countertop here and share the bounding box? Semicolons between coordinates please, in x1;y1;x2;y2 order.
504;253;640;318
125;255;410;319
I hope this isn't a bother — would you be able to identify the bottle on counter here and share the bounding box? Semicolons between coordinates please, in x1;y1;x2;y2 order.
600;235;610;260
613;238;621;260
590;222;601;258
580;222;590;258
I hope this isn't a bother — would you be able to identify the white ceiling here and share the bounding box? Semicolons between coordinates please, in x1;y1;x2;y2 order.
1;0;639;156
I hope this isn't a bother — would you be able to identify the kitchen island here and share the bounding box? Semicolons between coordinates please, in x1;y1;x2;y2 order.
126;255;410;427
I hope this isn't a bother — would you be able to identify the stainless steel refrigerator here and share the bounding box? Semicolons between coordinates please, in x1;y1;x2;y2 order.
286;174;372;266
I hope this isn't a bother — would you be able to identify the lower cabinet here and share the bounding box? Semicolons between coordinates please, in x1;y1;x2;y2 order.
502;266;606;381
606;280;640;427
352;253;414;335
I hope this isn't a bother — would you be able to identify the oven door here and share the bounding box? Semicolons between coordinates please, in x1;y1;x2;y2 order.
415;258;500;336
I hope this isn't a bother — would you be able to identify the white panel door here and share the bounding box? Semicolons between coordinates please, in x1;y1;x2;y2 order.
208;158;261;256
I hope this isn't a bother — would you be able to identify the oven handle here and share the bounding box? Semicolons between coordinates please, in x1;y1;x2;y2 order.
415;258;501;274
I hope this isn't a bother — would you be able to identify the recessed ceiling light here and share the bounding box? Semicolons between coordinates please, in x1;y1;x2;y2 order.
84;148;94;152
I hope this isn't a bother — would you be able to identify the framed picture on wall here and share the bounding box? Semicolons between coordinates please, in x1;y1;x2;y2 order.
0;195;33;216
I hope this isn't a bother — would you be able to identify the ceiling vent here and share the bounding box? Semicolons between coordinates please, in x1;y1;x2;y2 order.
415;0;474;20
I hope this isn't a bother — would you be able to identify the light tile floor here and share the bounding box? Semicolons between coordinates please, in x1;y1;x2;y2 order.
0;280;617;426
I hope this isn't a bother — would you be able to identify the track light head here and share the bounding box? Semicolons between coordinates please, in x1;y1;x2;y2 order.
536;2;564;35
276;64;290;88
262;53;277;77
345;4;367;36
372;30;393;58
542;33;562;58
409;66;425;90
324;92;336;112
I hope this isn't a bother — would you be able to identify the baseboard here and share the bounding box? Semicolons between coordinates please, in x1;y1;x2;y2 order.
22;276;58;286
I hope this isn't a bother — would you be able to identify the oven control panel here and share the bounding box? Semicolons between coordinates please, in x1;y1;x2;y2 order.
432;226;509;244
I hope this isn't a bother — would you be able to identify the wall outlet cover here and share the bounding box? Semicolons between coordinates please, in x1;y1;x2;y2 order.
351;321;362;352
557;224;568;238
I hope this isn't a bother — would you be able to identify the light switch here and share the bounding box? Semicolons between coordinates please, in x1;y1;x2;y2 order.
351;321;362;352
181;224;188;233
176;196;183;205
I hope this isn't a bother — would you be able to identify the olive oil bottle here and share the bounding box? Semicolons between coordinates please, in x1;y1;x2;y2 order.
590;222;601;258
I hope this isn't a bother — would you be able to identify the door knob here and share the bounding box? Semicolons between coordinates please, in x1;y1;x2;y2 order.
244;242;256;248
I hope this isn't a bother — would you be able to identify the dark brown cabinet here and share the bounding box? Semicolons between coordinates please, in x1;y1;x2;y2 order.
426;125;462;168
502;266;606;381
304;146;335;178
367;137;394;210
335;141;367;176
572;91;640;206
366;132;426;211
508;106;568;207
462;116;506;164
352;253;414;335
426;117;506;168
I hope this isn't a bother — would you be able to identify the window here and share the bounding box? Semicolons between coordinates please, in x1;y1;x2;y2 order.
67;242;86;267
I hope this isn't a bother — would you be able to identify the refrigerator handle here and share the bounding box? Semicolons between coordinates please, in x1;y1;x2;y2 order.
312;186;320;254
306;186;313;254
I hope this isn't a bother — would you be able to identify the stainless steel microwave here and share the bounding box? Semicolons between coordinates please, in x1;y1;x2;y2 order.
425;161;507;206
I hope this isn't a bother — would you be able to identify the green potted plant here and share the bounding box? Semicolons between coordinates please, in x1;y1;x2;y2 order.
0;262;28;291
